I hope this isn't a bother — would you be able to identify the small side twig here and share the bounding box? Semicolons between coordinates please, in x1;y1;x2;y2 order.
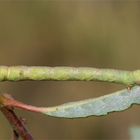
0;106;34;140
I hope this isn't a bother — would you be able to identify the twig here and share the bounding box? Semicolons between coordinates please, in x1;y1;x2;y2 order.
13;130;19;140
0;107;34;140
0;66;139;85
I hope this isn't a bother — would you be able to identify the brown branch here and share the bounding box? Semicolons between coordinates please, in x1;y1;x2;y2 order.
13;130;19;140
0;106;34;140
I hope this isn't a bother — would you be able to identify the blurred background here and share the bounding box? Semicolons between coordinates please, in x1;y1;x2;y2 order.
0;1;140;140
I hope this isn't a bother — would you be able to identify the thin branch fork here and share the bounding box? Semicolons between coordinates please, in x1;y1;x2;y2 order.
0;95;34;140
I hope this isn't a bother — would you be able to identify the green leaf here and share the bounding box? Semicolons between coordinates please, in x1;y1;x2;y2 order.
45;86;140;118
1;86;140;119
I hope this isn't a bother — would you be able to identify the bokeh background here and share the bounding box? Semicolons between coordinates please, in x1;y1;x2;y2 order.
0;1;140;140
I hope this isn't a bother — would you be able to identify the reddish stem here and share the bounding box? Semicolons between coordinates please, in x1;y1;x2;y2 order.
0;94;46;114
